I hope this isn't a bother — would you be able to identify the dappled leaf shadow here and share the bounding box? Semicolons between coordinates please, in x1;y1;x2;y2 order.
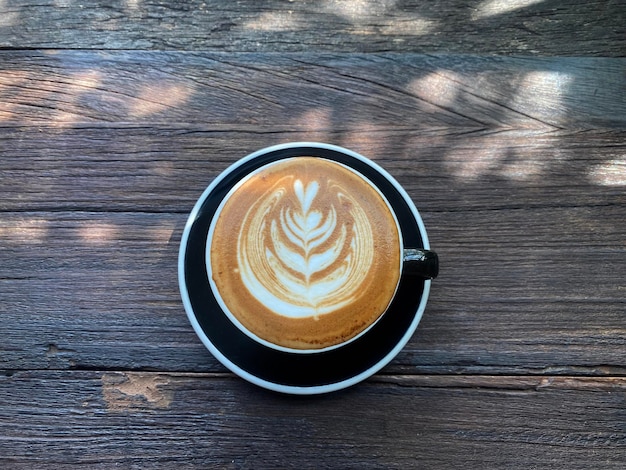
0;2;624;378
0;0;624;54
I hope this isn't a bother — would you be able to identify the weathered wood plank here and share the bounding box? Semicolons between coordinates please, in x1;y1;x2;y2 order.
1;206;623;373
0;3;622;466
0;52;624;130
0;372;624;469
0;1;624;56
0;126;624;212
0;53;623;373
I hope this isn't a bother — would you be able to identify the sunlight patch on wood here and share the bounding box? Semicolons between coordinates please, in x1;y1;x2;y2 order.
147;223;176;244
152;160;175;176
444;132;562;182
293;107;333;143
340;121;386;159
472;0;545;20
380;17;437;35
498;155;547;181
0;70;29;122
243;11;301;32
0;0;19;27
324;0;397;22
128;82;193;118
125;0;141;11
0;217;48;244
589;158;626;186
446;137;509;180
78;222;119;245
54;70;103;127
508;71;572;127
407;71;461;108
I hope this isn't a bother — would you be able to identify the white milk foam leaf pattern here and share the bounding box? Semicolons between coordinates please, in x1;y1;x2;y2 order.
238;176;374;318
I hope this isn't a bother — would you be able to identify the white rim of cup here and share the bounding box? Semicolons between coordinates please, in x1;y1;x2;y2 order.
178;142;432;395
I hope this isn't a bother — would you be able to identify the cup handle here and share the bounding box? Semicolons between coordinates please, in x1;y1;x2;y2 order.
403;249;439;279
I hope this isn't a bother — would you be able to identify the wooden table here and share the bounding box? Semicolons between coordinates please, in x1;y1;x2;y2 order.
1;2;624;468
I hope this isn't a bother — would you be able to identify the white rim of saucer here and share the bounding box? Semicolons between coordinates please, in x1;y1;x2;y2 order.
178;142;432;395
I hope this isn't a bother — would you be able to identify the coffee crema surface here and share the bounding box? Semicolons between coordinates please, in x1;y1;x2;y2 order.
209;157;401;350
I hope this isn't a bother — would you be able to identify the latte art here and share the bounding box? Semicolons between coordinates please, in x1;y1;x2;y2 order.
209;157;402;350
238;177;373;318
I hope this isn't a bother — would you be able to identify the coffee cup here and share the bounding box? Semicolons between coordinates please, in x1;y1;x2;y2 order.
179;143;438;394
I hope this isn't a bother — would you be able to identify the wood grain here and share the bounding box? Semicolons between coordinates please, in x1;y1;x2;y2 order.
0;52;624;129
0;52;624;377
0;1;624;56
1;126;624;212
0;371;624;469
1;201;623;374
0;8;625;465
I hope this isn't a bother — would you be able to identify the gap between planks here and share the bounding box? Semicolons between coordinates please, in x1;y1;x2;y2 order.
3;370;626;392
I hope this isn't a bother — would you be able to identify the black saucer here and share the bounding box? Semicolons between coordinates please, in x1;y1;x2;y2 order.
178;143;432;394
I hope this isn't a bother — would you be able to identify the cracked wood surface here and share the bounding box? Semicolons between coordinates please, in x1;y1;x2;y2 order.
0;0;624;55
0;2;625;469
1;371;625;468
0;53;624;130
